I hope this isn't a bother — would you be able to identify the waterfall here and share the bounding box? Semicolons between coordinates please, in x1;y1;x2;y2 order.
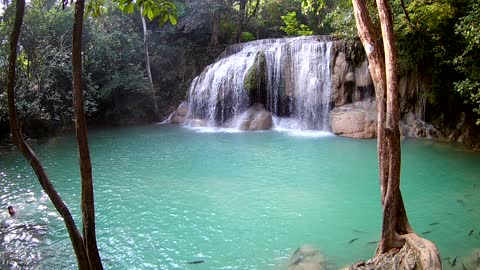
187;36;333;131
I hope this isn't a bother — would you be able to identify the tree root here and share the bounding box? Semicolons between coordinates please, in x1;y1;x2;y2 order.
402;233;441;270
346;233;441;270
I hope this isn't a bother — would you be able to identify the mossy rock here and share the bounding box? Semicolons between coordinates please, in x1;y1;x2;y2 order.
244;52;267;94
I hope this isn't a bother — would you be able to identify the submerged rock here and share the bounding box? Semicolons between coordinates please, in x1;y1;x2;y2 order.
288;245;326;270
330;99;376;139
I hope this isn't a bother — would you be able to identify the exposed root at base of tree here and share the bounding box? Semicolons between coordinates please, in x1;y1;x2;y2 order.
346;233;441;270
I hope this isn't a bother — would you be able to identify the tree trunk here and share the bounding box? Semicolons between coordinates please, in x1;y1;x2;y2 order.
140;6;154;92
375;0;413;254
72;0;103;269
140;6;158;117
209;10;220;48
236;0;246;43
6;0;90;269
351;0;412;255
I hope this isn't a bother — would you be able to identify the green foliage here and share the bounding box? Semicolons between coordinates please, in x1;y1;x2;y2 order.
242;31;255;42
301;0;325;15
455;79;480;125
86;0;178;25
320;0;380;39
454;2;480;124
280;11;313;36
320;0;356;38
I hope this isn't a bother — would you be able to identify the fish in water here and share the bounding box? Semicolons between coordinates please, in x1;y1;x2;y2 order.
422;231;432;235
457;199;466;207
187;260;205;265
468;229;475;236
441;257;450;262
348;238;359;244
352;229;367;234
429;222;440;226
367;241;378;245
452;257;457;267
461;262;467;270
464;194;472;197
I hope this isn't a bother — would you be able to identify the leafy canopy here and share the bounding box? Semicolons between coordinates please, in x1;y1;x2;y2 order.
86;0;177;25
280;11;313;36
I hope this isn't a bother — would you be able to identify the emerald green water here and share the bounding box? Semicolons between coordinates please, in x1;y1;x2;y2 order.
0;125;479;269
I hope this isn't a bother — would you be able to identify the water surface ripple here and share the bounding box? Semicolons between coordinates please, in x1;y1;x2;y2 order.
0;125;479;269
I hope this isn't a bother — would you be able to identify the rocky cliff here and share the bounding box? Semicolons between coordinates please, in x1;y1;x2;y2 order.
167;37;479;147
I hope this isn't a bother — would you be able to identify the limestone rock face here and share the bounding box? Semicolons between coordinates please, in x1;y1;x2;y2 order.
288;245;326;270
331;44;374;109
354;60;372;88
330;100;376;139
332;51;350;107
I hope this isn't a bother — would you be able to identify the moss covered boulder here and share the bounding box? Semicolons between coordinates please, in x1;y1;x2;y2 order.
244;52;267;105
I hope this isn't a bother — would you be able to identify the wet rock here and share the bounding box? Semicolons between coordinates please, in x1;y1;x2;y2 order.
400;120;441;139
330;99;376;139
168;101;189;124
189;119;207;127
228;103;273;131
288;245;326;270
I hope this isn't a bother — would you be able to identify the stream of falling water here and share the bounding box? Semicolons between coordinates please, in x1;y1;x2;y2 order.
187;36;333;130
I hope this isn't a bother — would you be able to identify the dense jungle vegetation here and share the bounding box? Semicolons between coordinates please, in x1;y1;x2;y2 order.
0;0;479;141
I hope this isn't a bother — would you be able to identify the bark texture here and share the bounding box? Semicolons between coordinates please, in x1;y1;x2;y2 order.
351;0;420;256
236;0;246;43
6;0;89;269
209;10;221;47
140;6;154;92
140;6;158;116
72;0;103;268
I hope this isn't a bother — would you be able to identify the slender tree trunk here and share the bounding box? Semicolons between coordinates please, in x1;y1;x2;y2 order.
140;6;154;92
72;0;103;268
140;6;158;117
351;0;412;255
236;0;246;43
376;0;413;254
6;0;89;269
209;10;220;48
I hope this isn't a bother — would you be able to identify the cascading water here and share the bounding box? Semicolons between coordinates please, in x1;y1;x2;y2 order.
186;36;333;131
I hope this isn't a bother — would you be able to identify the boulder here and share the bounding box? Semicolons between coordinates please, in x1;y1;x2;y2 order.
330;100;377;139
188;119;207;128
168;101;190;124
229;103;273;131
288;245;326;270
400;120;441;139
171;115;186;124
